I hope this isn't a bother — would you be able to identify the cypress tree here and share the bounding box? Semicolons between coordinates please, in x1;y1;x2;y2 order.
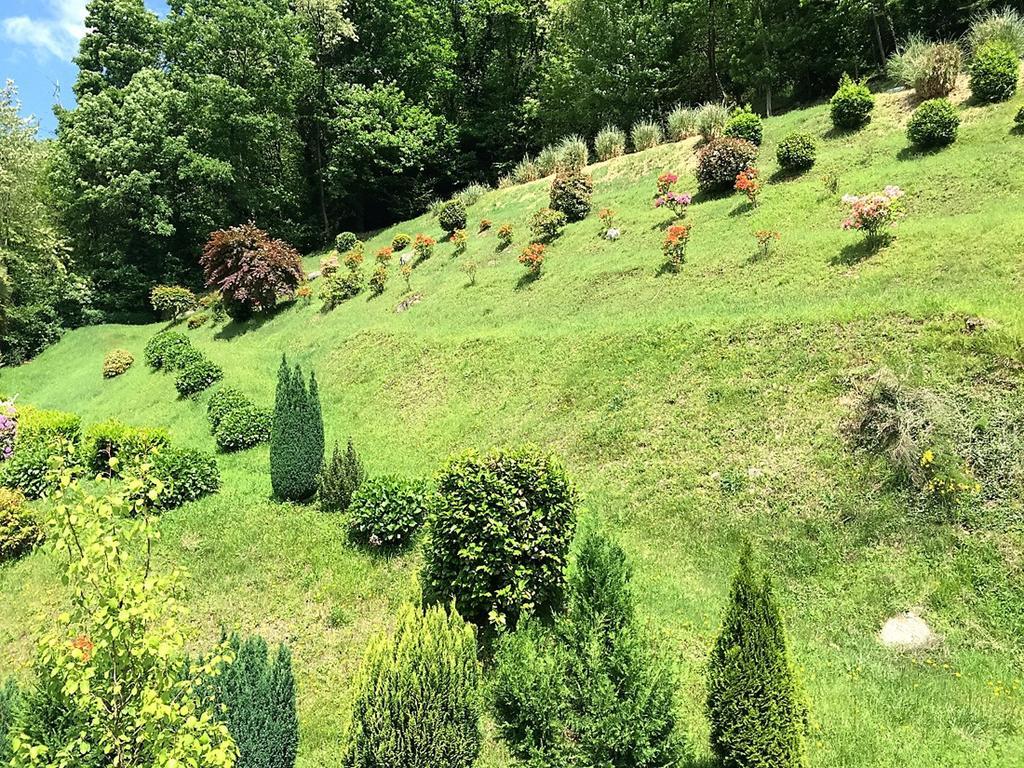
270;355;324;501
319;438;365;513
707;544;809;768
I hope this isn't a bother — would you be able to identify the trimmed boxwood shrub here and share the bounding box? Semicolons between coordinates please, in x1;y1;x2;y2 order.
529;208;568;243
696;137;759;193
724;105;763;146
422;446;578;629
347;476;433;551
124;446;220;511
207;387;252;432
335;231;359;252
102;349;134;378
907;98;961;147
830;73;875;130
392;233;411;251
776;133;817;172
0;488;41;561
549;170;594;223
215;405;271;452
81;420;169;475
270;356;324;502
174;354;223;398
144;331;192;370
438;199;468;234
969;40;1020;102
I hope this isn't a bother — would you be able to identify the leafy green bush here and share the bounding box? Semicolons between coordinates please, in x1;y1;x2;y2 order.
321;269;364;310
0;435;75;499
696;137;759;193
369;265;388;296
969;40;1020;102
594;125;626;161
81;420;169;476
149;285;197;319
724;105;763;145
270;356;324;502
423;446;578;629
630;120;663;151
391;233;411;251
144;331;192;370
830;73;875;129
438;199;468;234
907;98;961;147
0;677;19;764
529;208;568;243
1016;105;1024;127
16;404;81;444
667;105;698;141
342;602;480;768
174;354;223;398
347;476;432;551
124;446;220;512
215;405;271;452
555;135;589;172
0;488;40;561
187;312;209;329
335;232;359;252
207;387;251;432
319;438;364;513
776;133;818;172
493;526;684;768
102;348;134;378
549;170;594;223
707;544;808;768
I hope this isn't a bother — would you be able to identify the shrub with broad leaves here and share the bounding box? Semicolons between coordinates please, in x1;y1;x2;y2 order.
0;487;40;562
322;269;364;310
347;476;433;551
174;354;223;398
369;265;388;296
529;209;567;243
696;138;759;193
215;405;271;452
335;231;359;252
969;39;1020;102
144;331;192;370
549;170;594;223
907;98;960;147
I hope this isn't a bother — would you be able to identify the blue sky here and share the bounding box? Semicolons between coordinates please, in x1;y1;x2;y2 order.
1;0;167;136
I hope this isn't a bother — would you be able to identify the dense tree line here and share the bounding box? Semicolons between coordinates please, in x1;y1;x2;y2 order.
4;0;1023;325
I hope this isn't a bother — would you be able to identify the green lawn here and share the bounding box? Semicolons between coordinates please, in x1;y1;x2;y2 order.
2;86;1023;767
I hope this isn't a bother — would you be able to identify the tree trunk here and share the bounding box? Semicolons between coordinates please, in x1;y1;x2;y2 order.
707;0;726;100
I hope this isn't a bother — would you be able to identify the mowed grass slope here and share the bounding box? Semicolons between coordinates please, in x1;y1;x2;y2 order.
2;86;1024;767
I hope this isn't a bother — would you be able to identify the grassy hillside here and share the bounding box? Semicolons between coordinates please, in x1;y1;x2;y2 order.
2;86;1024;767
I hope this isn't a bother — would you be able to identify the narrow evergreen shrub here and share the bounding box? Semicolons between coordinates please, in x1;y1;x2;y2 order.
493;526;684;768
207;387;252;433
438;199;468;234
342;603;480;768
707;544;809;768
270;356;325;502
215;406;272;452
102;349;134;378
319;438;364;513
631;120;663;151
422;446;578;629
724;105;763;146
776;133;818;172
907;98;961;147
174;354;224;398
696;138;759;193
667;105;699;141
549;170;594;223
830;73;875;129
0;488;40;562
969;40;1020;102
594;125;626;161
347;476;433;551
144;331;192;370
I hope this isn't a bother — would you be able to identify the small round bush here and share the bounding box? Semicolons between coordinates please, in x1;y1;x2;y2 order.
776;133;818;172
102;349;134;378
335;231;359;252
174;355;224;398
0;488;40;561
125;446;220;512
907;98;961;147
391;233;411;252
724;105;763;146
438;199;468;234
149;285;197;319
830;73;875;130
144;331;192;370
594;125;626;161
215;405;271;452
207;386;253;432
529;208;568;243
187;312;209;329
696;137;759;193
321;269;364;310
347;476;433;551
549;170;594;223
969;40;1020;102
631;120;663;151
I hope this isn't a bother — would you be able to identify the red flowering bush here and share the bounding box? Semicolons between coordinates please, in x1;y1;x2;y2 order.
734;167;762;207
200;224;304;320
662;224;691;272
653;172;692;220
413;234;436;263
519;243;546;275
497;224;514;250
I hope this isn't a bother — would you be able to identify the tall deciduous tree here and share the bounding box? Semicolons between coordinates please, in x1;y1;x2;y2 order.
73;0;161;98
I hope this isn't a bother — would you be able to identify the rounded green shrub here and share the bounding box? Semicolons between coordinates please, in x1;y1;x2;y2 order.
830;73;875;130
174;355;224;398
696;137;759;193
187;312;210;329
724;105;763;146
102;348;134;378
422;446;578;629
776;133;818;172
528;208;568;243
16;404;81;444
215;405;271;452
0;434;77;499
81;420;169;476
347;476;433;551
270;356;324;502
438;199;468;235
144;331;192;370
335;231;359;252
149;285;197;319
124;446;220;511
321;269;364;310
0;488;41;561
549;170;594;223
969;40;1020;102
907;98;961;147
207;387;252;432
391;233;412;252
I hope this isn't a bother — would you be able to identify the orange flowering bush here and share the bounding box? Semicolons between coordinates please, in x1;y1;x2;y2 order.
413;234;436;263
519;243;546;275
734;167;761;206
376;246;394;264
662;224;691;272
754;230;780;259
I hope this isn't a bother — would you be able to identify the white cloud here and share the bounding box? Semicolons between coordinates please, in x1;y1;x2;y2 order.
2;0;88;61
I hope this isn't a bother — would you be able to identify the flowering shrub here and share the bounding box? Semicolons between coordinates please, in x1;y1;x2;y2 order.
529;208;568;242
201;224;305;320
599;208;615;229
149;285;196;319
724;105;763;146
776;133;817;172
519;243;546;275
392;233;411;251
662;225;691;272
401;263;413;292
450;229;469;256
374;246;394;265
0;401;15;461
696;138;759;193
969;40;1019;102
497;224;514;250
296;284;312;303
907;98;960;147
549;169;594;222
653;173;693;220
754;230;781;259
830;73;874;130
842;186;906;242
343;245;365;271
919;448;981;508
734;167;762;207
369;265;388;296
413;234;436;263
479;219;493;233
102;349;134;378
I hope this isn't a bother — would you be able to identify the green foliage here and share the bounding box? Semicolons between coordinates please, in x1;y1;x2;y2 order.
667;105;698;141
968;7;1024;57
81;419;169;476
318;438;364;513
493;526;684;768
549;170;594;223
889;38;963;98
724;105;763;146
16;405;81;445
438;199;468;234
830;73;875;130
594;125;626;161
207;387;253;432
347;476;432;551
150;285;197;319
215;406;272;452
391;233;411;252
270;356;324;502
907;98;961;147
175;354;224;398
0;432;79;500
423;446;578;629
630;120;663;151
456;184;489;208
696;102;729;142
776;133;818;172
188;312;211;329
1017;105;1024;126
555;135;589;172
369;265;388;296
529;208;568;243
102;348;134;378
0;488;40;562
342;602;480;768
696;138;759;193
321;269;365;310
512;155;541;184
124;446;221;512
144;330;192;370
0;677;19;764
969;40;1020;102
335;232;359;252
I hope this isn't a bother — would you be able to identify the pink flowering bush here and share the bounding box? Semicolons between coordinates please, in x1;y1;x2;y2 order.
0;401;16;461
653;173;692;221
842;186;906;242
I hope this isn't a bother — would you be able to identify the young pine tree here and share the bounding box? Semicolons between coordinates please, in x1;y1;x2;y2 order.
343;603;481;768
319;438;365;512
270;355;325;501
707;544;809;768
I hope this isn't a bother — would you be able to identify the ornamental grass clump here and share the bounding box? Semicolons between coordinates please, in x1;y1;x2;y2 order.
555;135;589;172
631;120;663;151
968;7;1024;56
667;105;699;141
594;125;626;161
270;355;324;502
696;102;729;141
